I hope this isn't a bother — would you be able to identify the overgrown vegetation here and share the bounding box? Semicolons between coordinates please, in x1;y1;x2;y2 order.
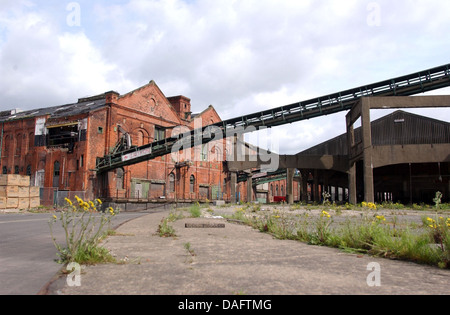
48;197;119;265
226;201;450;269
157;217;177;237
189;202;202;218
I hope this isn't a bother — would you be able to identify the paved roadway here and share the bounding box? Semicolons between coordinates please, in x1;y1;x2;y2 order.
0;211;150;295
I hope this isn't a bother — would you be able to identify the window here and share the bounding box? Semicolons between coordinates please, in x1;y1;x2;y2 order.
281;185;284;196
154;126;165;142
54;161;60;177
2;166;7;174
98;127;104;134
190;175;195;193
169;173;175;192
14;165;19;174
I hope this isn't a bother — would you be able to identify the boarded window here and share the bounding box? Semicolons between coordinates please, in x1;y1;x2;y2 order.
199;186;209;199
150;183;165;198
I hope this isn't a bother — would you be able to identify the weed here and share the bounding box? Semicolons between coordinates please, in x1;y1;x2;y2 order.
157;217;176;237
231;206;450;269
184;242;196;256
189;202;202;218
48;197;119;265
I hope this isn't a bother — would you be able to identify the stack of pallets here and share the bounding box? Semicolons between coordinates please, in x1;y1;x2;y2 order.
0;175;40;210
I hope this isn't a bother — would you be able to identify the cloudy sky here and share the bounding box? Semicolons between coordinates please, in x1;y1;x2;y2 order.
1;0;449;154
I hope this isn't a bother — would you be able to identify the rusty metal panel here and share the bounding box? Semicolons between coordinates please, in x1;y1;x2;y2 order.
302;111;449;156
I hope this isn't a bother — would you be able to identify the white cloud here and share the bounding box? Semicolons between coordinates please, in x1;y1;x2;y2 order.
0;0;449;154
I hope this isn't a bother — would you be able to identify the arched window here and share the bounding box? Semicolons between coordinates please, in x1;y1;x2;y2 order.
211;146;222;162
169;173;175;192
53;161;60;187
271;184;274;196
281;185;284;196
137;130;145;147
276;185;279;196
190;175;195;193
2;166;7;174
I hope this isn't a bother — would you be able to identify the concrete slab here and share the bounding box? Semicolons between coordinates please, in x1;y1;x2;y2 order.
47;210;450;295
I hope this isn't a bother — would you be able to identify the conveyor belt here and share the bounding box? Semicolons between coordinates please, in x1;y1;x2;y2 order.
96;63;450;173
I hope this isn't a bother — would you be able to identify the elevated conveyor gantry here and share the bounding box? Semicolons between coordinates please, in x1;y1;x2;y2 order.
96;63;450;173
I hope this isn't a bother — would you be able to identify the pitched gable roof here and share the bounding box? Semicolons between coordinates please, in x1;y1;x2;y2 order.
116;80;182;125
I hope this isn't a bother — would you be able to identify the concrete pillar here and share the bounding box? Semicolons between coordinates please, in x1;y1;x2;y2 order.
348;163;357;204
286;168;295;205
230;172;237;204
301;170;308;203
361;102;375;203
246;174;253;203
313;169;319;203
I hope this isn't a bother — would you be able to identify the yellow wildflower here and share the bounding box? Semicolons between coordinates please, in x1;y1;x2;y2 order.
321;211;331;218
96;198;102;205
52;215;57;220
64;198;72;206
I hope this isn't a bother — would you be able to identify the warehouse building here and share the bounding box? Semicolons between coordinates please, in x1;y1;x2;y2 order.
0;81;229;206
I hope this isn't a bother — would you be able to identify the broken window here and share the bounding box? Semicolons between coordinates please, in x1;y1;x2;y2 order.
47;122;79;150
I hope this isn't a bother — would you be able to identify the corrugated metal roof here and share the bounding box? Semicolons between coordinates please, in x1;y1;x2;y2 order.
301;110;450;156
0;98;106;123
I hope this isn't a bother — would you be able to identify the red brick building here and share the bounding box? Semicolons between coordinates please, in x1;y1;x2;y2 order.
0;81;233;205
